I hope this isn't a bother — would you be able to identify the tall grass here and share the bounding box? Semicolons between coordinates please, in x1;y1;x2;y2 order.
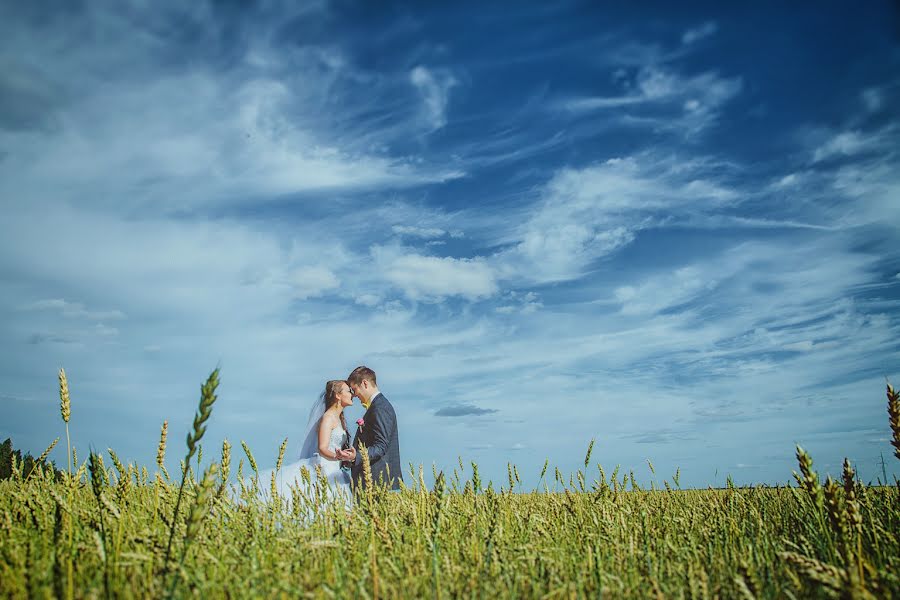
0;370;897;598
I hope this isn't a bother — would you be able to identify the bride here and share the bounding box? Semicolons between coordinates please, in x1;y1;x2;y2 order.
257;379;356;507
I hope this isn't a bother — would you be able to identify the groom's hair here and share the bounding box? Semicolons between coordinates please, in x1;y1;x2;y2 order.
348;366;377;387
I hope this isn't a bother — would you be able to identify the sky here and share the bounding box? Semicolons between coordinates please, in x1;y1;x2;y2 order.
1;1;899;490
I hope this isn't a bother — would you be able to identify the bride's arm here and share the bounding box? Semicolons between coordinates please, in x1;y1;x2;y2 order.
317;417;342;460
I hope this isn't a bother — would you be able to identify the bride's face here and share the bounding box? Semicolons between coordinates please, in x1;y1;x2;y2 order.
339;383;354;408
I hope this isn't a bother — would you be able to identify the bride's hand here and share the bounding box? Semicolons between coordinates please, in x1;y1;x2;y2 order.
342;447;357;461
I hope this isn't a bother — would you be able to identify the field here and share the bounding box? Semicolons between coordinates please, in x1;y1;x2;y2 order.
1;369;898;598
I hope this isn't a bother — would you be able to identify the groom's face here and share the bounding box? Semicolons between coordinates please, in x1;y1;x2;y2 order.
350;379;371;402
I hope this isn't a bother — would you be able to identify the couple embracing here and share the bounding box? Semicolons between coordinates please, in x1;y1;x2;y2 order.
266;366;402;504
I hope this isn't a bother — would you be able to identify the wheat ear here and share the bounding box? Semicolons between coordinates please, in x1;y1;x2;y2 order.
793;445;823;507
779;551;845;593
887;382;900;461
24;437;59;483
88;450;111;599
276;437;288;472
162;368;219;579
217;438;231;499
169;462;219;598
59;368;71;478
241;440;258;474
156;421;169;481
471;461;481;495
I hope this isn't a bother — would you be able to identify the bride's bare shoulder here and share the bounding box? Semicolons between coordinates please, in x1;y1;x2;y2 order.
319;412;338;430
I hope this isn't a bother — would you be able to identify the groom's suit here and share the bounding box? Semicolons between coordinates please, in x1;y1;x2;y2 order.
351;392;403;490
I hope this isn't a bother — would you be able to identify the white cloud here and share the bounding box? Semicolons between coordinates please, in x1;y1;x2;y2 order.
392;225;447;239
410;65;458;131
861;87;884;113
561;66;742;135
516;224;634;283
765;121;900;228
564;96;643;111
19;299;126;321
495;291;542;315
354;294;381;307
94;323;119;338
813;131;870;162
808;124;898;174
832;163;900;227
636;68;680;99
606;244;883;372
0;11;466;214
0;204;355;330
782;340;816;352
565;66;740;111
773;173;802;188
614;266;716;316
373;246;498;302
682;22;718;45
289;266;340;300
497;155;737;284
0;74;466;211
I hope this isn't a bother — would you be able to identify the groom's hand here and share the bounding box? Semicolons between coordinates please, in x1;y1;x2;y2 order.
342;447;357;462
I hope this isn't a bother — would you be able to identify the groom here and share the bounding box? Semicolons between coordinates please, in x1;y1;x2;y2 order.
346;366;403;491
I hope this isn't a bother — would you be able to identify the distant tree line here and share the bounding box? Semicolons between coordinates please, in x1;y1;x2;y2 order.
0;438;65;481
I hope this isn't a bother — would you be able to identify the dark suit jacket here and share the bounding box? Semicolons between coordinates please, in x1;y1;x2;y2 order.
351;393;402;490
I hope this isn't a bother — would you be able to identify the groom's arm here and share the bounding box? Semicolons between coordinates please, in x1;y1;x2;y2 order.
355;402;395;467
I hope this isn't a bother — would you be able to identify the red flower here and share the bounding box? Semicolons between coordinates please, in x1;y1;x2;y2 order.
356;418;365;427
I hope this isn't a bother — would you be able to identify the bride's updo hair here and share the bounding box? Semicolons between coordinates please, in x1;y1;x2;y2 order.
323;379;349;435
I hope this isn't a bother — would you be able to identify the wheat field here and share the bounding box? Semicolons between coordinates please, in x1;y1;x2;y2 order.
1;369;898;598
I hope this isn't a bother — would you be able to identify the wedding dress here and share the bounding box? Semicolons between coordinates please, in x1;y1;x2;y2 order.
251;394;353;509
267;425;352;506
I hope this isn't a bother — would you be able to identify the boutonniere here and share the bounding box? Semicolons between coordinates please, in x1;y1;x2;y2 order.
356;418;365;431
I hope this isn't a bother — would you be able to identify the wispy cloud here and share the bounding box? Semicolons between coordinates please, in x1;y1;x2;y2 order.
435;404;499;417
0;74;465;211
288;266;340;300
495;291;542;315
624;429;698;445
813;130;879;163
410;65;458;132
19;299;126;321
809;123;898;164
559;66;742;136
682;22;718;45
391;225;460;240
494;154;738;283
0;6;466;215
373;245;499;302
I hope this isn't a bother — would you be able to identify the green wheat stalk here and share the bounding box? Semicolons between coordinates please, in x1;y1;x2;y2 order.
162;368;220;583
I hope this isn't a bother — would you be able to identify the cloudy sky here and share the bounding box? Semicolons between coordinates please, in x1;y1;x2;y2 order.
2;1;899;489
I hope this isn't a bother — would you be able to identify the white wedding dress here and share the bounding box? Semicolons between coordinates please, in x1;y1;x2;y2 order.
269;425;352;505
246;393;353;512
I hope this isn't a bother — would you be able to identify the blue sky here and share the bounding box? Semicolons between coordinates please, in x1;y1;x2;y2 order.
2;1;899;489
